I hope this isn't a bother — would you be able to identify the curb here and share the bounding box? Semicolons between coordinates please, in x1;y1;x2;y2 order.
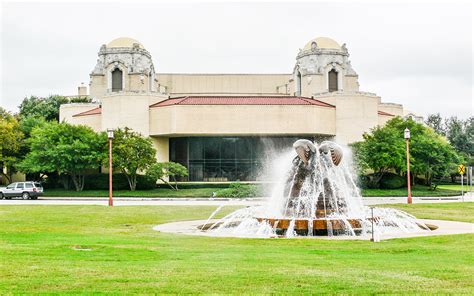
40;197;267;202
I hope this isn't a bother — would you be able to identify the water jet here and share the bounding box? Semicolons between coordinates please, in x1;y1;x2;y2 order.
202;139;432;238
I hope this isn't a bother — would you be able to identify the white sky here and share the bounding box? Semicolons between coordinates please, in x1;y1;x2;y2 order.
1;1;473;118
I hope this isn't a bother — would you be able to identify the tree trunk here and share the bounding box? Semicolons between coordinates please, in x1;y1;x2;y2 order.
1;172;11;184
160;178;178;190
70;172;84;192
124;172;137;191
450;174;456;183
60;174;70;190
373;170;385;187
172;176;179;190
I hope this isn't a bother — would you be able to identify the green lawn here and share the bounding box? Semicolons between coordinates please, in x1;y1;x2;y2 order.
0;203;473;294
43;185;461;198
383;202;474;223
361;185;460;197
438;184;473;192
44;188;218;197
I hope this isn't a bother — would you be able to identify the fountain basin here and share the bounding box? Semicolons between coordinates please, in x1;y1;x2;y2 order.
256;217;363;230
153;218;471;240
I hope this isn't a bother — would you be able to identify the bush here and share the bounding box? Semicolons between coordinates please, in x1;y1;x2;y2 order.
155;183;231;189
83;173;156;190
357;175;371;189
379;173;406;189
215;183;262;198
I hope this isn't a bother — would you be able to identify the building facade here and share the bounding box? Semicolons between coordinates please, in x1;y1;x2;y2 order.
60;36;409;181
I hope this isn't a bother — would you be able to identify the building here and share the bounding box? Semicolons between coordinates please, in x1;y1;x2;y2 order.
60;36;408;182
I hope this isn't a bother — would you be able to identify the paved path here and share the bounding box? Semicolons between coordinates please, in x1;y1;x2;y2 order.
0;195;472;206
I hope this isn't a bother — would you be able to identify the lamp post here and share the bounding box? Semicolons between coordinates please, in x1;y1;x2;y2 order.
404;128;412;204
107;128;114;207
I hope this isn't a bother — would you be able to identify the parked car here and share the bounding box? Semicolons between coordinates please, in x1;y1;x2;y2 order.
0;182;43;200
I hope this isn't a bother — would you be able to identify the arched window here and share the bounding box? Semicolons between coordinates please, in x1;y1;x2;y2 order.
111;68;123;92
328;69;338;92
296;71;302;96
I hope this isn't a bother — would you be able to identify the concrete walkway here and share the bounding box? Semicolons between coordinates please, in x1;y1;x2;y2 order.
0;195;472;206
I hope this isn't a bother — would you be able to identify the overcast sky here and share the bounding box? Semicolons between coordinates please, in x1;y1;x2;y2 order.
1;1;473;118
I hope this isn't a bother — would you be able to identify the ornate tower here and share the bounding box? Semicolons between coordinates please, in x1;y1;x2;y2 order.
89;37;157;100
292;37;359;97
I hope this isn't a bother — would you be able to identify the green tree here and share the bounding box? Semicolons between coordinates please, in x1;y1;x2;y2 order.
351;123;405;186
353;117;461;186
18;122;104;191
425;113;445;136
18;95;91;121
147;162;188;190
0;108;24;184
445;116;473;165
111;128;156;191
18;116;48;138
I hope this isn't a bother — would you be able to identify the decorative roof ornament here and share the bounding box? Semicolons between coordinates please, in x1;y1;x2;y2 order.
341;43;348;53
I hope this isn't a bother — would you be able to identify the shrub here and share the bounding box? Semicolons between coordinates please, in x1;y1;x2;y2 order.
215;183;262;198
155;183;230;189
357;175;371;189
83;173;156;190
147;162;188;190
379;173;406;189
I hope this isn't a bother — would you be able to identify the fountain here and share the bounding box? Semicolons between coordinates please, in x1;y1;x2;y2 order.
201;139;434;238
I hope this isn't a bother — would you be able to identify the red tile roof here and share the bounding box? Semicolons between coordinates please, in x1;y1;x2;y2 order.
378;110;395;116
72;106;102;117
150;96;335;108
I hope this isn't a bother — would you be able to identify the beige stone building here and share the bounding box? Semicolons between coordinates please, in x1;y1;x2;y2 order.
60;36;410;181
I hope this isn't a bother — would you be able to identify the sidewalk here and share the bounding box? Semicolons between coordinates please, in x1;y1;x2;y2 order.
1;195;471;206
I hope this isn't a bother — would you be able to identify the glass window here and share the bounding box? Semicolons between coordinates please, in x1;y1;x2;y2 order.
328;69;338;92
16;183;24;189
189;138;203;160
25;183;33;188
204;161;220;182
111;68;123;92
204;138;219;159
170;136;325;182
236;138;252;160
189;163;203;181
221;138;237;160
6;183;16;189
171;138;188;162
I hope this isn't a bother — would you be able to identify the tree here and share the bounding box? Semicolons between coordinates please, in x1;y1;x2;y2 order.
352;117;461;186
18;122;104;191
19;116;48;138
425;113;445;136
111;128;156;191
351;123;405;186
445;116;473;165
0;108;24;184
18;95;92;121
426;114;474;166
147;162;188;190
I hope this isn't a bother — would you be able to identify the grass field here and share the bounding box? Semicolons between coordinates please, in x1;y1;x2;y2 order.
0;203;473;294
43;188;219;197
438;184;474;192
361;185;460;197
43;184;461;198
383;202;474;223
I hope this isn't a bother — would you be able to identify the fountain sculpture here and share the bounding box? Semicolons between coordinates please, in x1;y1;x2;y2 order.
202;139;432;238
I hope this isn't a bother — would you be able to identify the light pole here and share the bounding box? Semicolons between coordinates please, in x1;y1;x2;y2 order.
404;128;412;204
107;128;114;207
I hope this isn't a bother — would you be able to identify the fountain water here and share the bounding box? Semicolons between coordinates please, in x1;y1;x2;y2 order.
202;139;432;238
